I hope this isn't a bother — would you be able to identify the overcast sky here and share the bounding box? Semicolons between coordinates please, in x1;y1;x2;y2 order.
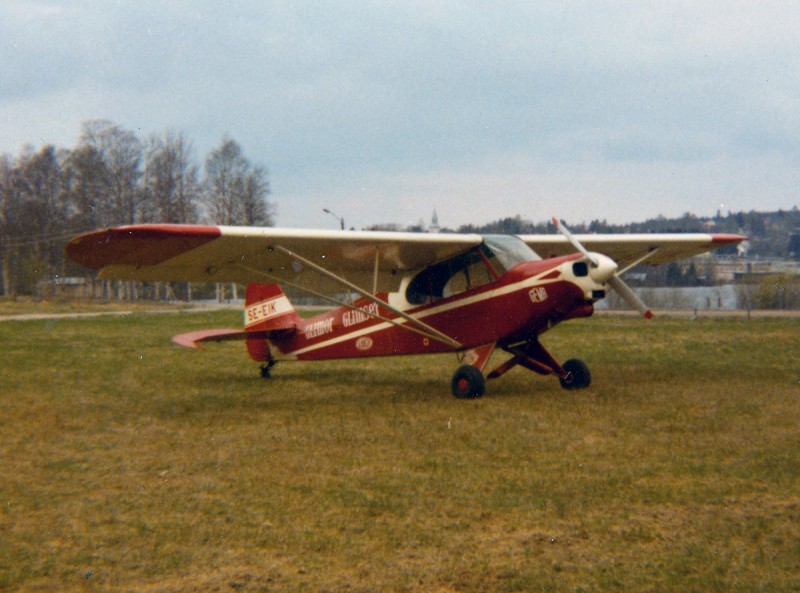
3;1;800;230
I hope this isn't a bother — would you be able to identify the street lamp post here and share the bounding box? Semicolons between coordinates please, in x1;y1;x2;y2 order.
322;208;345;230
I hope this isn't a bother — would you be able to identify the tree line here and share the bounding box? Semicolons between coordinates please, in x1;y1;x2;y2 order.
0;120;273;298
457;209;800;260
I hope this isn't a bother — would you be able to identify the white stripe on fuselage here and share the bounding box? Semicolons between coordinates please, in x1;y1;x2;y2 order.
271;268;572;360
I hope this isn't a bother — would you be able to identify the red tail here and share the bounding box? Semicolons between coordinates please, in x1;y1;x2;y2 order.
244;283;300;361
244;283;301;331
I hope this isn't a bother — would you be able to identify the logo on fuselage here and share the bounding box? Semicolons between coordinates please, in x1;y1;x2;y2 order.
529;286;549;304
355;336;374;351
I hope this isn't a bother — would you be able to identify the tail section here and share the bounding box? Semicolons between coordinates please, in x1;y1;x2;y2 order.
173;284;299;364
244;283;301;332
244;283;301;362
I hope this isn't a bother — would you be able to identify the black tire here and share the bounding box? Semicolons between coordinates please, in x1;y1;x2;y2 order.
451;365;486;399
559;359;591;390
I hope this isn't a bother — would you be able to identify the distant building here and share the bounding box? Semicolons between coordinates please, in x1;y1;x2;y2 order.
690;254;800;284
36;276;94;298
789;230;800;260
429;209;440;233
737;240;750;258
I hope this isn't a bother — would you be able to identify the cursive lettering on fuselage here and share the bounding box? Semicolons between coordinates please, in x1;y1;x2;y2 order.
303;318;334;340
342;303;380;327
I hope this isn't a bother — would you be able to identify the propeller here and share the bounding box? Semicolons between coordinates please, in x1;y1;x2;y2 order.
606;274;653;319
552;217;653;319
551;217;598;267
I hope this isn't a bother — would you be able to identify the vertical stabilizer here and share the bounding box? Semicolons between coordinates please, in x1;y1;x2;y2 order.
244;283;301;332
244;284;300;362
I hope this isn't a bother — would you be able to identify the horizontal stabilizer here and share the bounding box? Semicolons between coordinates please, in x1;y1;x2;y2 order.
173;328;266;350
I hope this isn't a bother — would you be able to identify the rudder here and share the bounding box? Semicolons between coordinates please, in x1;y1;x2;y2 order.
244;283;301;332
244;283;300;362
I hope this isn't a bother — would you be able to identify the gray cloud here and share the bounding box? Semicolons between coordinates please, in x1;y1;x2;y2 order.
2;0;799;228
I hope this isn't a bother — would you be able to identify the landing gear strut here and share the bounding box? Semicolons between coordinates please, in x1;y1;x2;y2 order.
260;360;275;379
483;339;592;392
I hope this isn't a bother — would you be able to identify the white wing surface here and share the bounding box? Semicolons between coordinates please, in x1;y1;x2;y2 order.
66;224;745;292
520;233;744;268
66;224;482;292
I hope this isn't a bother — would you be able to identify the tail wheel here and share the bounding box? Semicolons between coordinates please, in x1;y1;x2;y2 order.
559;359;591;390
260;360;275;379
451;365;486;399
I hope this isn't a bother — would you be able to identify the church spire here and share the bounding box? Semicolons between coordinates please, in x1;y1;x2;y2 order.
429;209;440;233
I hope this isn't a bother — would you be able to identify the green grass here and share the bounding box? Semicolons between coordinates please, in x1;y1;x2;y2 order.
1;312;799;592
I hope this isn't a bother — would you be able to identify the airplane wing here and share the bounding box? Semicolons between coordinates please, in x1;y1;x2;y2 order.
65;224;483;293
66;224;745;292
519;233;745;269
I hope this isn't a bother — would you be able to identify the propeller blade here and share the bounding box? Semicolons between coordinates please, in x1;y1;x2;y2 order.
552;217;599;266
607;274;653;319
552;216;652;318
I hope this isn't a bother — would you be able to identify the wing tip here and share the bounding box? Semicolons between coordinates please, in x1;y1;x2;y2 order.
710;233;748;245
65;224;223;270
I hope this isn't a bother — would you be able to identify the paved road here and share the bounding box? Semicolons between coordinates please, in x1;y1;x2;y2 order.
0;310;134;322
0;304;241;323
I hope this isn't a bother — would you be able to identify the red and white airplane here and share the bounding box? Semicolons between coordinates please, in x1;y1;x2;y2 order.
66;220;744;398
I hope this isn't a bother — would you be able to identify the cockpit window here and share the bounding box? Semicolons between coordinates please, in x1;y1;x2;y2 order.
406;249;489;304
406;235;540;305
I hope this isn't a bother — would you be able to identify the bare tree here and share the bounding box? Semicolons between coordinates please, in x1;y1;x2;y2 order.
203;137;273;300
1;123;274;301
8;145;74;295
0;154;15;296
241;165;273;226
65;143;110;228
79;120;143;225
77;121;144;299
204;138;248;225
142;130;202;300
204;138;273;226
143;130;201;224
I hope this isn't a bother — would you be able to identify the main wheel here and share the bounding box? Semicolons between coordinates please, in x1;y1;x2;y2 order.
451;365;486;399
559;359;591;390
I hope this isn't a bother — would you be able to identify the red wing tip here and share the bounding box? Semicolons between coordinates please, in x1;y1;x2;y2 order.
66;224;223;269
710;234;748;244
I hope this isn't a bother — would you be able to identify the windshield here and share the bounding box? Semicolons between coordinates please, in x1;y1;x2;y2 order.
482;235;541;271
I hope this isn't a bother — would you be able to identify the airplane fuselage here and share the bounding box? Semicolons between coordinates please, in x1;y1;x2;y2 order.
254;252;603;363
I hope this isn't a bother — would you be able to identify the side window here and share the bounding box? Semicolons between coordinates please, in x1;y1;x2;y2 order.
443;253;495;297
406;248;498;305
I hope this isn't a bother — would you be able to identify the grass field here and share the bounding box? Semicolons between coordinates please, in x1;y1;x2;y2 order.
1;309;798;592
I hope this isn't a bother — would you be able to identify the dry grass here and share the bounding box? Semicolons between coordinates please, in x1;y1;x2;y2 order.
0;311;798;592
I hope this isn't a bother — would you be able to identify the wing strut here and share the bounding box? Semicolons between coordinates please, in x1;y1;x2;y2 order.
372;250;380;295
236;249;462;350
617;248;660;276
269;244;462;349
236;262;459;347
